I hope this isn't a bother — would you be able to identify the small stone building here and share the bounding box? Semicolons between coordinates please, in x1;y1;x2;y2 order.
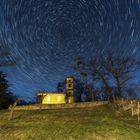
37;76;74;104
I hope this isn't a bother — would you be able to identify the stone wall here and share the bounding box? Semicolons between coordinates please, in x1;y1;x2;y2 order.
14;101;108;110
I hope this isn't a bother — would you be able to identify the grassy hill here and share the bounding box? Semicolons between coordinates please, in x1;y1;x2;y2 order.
0;104;140;140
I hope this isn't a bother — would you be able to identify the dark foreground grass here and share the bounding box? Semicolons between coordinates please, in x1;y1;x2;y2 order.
0;104;140;140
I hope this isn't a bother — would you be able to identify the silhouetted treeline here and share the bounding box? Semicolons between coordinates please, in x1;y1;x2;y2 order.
0;47;17;109
0;71;17;109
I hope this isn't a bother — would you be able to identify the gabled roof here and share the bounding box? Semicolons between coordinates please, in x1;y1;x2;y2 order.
37;92;65;96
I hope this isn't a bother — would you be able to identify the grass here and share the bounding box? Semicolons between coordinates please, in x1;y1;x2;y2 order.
0;104;140;140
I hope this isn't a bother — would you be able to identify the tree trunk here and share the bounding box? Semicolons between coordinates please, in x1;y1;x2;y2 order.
104;86;113;102
116;78;122;98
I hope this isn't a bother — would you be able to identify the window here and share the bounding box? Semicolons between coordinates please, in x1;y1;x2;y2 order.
57;96;61;101
68;84;72;88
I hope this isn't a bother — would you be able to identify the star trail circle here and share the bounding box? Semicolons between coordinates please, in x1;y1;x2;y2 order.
0;0;140;99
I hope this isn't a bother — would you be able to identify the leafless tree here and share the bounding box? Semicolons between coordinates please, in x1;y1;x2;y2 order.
0;48;16;67
104;52;140;98
75;52;140;101
76;56;113;101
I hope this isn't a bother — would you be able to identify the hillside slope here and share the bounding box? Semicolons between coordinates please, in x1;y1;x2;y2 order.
0;104;140;140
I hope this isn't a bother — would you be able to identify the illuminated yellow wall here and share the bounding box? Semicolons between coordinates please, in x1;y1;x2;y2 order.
38;93;66;104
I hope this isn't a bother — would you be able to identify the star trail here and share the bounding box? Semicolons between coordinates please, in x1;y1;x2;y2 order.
0;0;140;100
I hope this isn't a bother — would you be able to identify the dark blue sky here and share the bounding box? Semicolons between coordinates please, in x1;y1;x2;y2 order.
0;0;140;100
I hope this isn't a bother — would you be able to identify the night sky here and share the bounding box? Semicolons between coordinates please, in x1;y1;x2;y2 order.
0;0;140;100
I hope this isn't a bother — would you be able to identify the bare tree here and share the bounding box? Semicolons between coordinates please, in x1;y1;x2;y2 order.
0;48;16;67
76;56;113;101
75;52;140;101
104;52;140;98
85;83;97;101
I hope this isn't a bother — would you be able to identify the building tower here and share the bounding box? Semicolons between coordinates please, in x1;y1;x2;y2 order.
66;76;74;103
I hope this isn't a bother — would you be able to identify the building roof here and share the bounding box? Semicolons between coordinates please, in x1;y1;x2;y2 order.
37;92;65;96
66;76;74;78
